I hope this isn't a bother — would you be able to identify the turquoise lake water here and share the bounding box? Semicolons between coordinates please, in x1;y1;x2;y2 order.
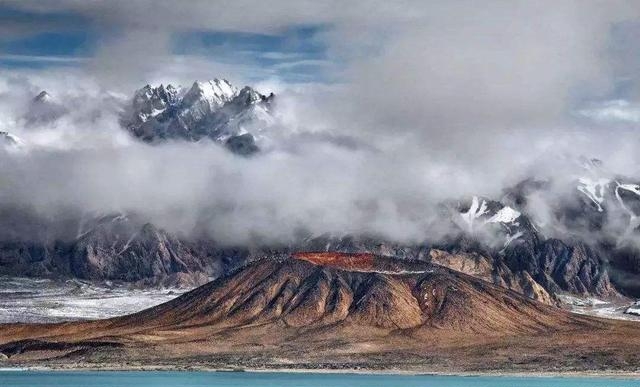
0;371;639;387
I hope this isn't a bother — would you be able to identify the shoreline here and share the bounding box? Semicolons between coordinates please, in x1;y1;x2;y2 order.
1;365;639;379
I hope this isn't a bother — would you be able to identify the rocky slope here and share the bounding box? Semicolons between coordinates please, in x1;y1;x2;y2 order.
0;212;246;288
431;163;640;301
1;253;639;372
81;252;589;332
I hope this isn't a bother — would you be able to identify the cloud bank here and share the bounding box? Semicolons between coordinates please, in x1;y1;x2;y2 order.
1;1;640;245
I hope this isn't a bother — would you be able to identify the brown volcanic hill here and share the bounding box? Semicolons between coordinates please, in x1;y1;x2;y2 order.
1;252;640;372
118;252;572;333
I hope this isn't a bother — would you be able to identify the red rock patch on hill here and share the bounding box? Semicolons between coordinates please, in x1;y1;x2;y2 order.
292;252;431;273
293;252;377;271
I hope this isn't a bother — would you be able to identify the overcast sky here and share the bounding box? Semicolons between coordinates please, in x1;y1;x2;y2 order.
1;1;640;243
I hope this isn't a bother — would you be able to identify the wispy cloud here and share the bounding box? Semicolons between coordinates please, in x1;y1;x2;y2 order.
578;100;640;123
0;54;88;63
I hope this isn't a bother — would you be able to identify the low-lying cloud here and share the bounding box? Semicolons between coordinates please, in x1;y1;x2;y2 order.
1;1;640;247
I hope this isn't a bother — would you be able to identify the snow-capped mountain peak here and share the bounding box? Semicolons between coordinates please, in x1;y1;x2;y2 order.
131;84;180;123
182;79;237;110
451;195;530;250
236;86;268;105
134;84;179;104
486;206;521;224
24;90;68;125
121;78;275;155
458;196;522;229
33;90;52;103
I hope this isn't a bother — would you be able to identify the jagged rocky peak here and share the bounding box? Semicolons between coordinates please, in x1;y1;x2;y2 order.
236;85;273;105
121;78;275;155
182;79;237;108
24;90;68;125
135;84;179;104
125;78;271;121
33;90;52;103
131;84;180;121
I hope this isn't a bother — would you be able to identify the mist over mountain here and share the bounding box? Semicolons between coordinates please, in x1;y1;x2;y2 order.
0;1;640;309
0;79;638;304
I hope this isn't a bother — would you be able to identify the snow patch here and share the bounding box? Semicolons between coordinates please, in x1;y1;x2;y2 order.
616;183;640;196
503;231;524;248
577;177;610;212
626;301;640;316
614;182;640;244
186;79;237;109
0;276;186;323
487;206;521;224
460;196;488;230
558;294;640;322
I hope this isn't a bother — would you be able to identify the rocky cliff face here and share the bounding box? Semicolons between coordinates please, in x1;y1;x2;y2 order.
69;215;218;287
428;249;555;305
0;212;237;288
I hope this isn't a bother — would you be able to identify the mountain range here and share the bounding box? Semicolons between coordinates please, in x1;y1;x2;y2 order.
120;79;274;155
0;78;639;313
